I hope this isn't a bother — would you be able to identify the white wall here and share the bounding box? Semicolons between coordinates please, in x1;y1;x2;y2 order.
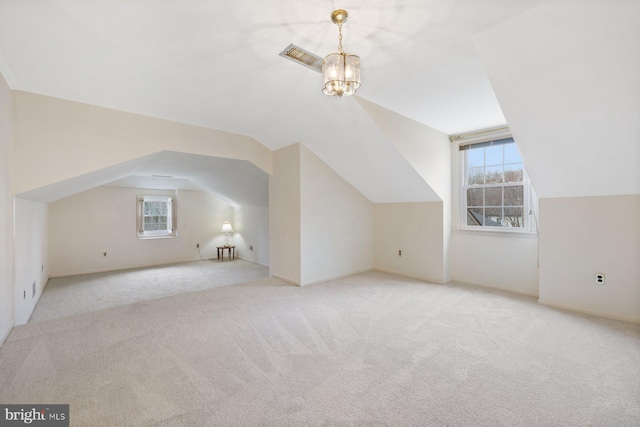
233;205;269;266
539;195;640;323
0;72;13;342
374;202;445;284
450;138;540;295
49;186;233;277
269;144;301;284
300;144;373;285
473;0;640;199
14;198;48;325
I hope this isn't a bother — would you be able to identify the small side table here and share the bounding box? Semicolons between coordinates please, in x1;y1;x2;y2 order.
216;246;236;261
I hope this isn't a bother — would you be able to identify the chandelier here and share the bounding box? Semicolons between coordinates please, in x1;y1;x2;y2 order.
322;10;361;97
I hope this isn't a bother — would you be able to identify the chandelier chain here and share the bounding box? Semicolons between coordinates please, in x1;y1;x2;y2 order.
338;23;344;54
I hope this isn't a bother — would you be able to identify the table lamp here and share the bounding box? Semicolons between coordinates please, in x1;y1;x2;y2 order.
220;221;234;247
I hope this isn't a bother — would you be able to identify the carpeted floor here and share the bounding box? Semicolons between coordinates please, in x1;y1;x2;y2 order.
30;259;269;323
2;270;639;426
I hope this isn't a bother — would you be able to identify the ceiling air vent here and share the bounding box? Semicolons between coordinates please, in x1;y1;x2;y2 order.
279;44;323;73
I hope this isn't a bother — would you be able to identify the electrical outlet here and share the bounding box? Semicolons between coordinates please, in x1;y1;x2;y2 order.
23;290;25;299
398;249;402;257
249;245;253;251
595;273;605;285
41;264;44;272
196;243;200;248
103;252;107;257
32;281;36;298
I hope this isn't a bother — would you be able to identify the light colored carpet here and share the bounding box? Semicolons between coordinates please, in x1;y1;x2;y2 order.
30;259;268;323
2;271;639;426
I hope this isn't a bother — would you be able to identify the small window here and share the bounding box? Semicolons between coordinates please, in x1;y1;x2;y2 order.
461;138;531;231
137;196;176;238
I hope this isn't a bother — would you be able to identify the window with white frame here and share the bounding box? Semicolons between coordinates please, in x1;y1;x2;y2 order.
137;196;176;238
461;137;531;231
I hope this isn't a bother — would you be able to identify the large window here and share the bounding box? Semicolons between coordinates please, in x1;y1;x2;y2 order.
461;137;530;231
137;196;176;238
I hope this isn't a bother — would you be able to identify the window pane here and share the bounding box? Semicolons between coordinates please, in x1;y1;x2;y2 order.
504;144;522;164
467;208;484;226
468;167;484;185
485;207;502;227
485;166;503;184
504;186;524;206
485;187;502;207
504;163;523;183
467;148;484;168
504;207;525;228
461;141;528;231
467;188;483;206
485;145;503;166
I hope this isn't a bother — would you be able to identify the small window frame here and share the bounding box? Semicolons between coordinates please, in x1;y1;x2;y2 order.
460;138;533;234
137;195;177;239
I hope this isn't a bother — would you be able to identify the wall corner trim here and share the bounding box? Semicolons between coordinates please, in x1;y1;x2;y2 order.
538;299;640;324
0;320;14;348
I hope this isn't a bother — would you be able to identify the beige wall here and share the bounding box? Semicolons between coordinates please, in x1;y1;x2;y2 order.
300;144;373;285
357;98;452;282
450;139;540;295
232;205;269;266
451;231;539;295
14;198;48;326
539;195;640;322
374;202;445;283
12;91;272;195
269;144;301;284
0;72;13;341
49;186;233;277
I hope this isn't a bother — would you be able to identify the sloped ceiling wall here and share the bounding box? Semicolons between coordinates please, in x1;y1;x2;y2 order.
264;96;442;204
473;0;640;199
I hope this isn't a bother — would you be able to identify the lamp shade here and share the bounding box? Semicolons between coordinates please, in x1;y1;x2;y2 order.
322;53;360;97
220;221;234;233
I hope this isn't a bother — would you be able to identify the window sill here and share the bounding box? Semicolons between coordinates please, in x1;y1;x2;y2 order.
454;228;538;238
137;234;177;240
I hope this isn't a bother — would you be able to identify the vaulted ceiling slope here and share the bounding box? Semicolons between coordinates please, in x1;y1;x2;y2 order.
17;151;270;207
474;0;640;199
0;0;546;140
2;1;632;204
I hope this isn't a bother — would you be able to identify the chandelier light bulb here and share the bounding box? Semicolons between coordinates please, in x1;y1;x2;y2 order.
322;9;361;97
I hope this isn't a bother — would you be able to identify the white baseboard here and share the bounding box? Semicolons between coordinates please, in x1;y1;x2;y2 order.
237;256;268;267
271;274;299;286
451;278;539;298
538;299;640;324
373;268;445;285
300;267;373;287
0;320;14;347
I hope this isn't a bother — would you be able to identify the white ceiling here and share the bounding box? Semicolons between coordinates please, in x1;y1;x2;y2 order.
6;0;632;204
0;0;549;145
